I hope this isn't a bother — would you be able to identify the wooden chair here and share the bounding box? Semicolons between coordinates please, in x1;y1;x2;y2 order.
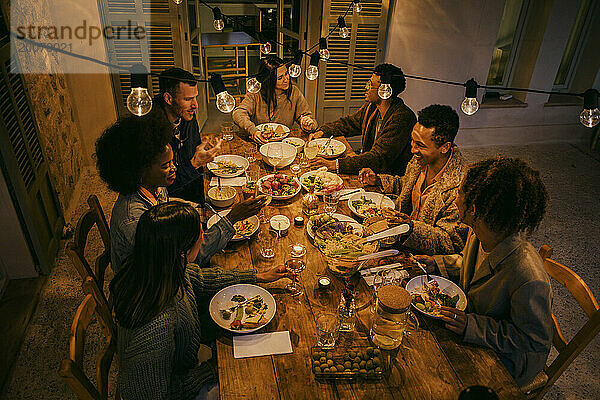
68;194;112;301
83;276;116;339
523;245;600;398
59;294;120;400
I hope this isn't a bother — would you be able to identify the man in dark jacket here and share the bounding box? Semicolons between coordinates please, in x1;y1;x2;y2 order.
155;67;221;204
308;63;416;176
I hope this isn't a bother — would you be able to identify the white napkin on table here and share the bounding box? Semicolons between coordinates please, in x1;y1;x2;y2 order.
209;176;246;187
233;331;293;359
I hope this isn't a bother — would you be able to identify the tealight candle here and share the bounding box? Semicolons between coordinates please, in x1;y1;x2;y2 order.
290;243;306;257
270;215;290;236
318;276;331;290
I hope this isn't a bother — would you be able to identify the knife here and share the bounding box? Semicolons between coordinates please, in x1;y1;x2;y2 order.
362;224;410;242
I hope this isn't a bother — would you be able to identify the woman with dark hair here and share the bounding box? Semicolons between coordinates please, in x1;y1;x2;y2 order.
96;113;265;272
414;157;553;387
232;55;317;144
111;201;289;400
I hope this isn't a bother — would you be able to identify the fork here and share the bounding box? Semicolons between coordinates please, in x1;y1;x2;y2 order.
409;253;434;285
204;202;253;240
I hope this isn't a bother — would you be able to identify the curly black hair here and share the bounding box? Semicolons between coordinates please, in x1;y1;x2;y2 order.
374;63;406;97
95;112;172;195
462;157;549;236
417;104;459;147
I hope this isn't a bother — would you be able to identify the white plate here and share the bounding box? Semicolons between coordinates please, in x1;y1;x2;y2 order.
257;174;301;200
306;213;362;241
307;138;346;159
207;210;259;241
299;169;344;196
347;192;395;219
405;275;467;319
256;123;291;141
207;155;250;178
209;284;276;333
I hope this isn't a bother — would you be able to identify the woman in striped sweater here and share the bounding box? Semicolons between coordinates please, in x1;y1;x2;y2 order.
110;202;289;400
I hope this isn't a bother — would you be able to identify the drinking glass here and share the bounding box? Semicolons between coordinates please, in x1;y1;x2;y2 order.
315;313;339;349
221;122;234;141
243;168;260;200
298;152;309;169
267;143;283;173
258;184;272;224
258;230;276;258
304;141;319;165
285;258;306;296
244;145;258;164
323;191;340;215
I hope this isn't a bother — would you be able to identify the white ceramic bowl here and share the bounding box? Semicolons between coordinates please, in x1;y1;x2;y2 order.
207;186;236;208
282;137;306;154
259;142;297;168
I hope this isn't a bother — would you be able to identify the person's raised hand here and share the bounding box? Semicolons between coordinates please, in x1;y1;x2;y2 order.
300;116;318;132
358;168;378;186
226;196;266;224
256;265;292;283
191;136;221;168
412;254;437;273
308;130;324;142
308;157;336;171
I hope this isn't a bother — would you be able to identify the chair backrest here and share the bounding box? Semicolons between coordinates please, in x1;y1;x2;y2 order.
535;245;600;398
68;194;111;299
59;295;120;400
83;276;116;339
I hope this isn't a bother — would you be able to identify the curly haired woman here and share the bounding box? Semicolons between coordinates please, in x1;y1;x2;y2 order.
414;157;553;387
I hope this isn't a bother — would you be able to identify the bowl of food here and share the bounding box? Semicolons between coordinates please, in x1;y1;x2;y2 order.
283;137;305;154
207;186;237;208
259;142;297;168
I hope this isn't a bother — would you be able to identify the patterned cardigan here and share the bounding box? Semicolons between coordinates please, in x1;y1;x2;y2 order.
378;146;468;255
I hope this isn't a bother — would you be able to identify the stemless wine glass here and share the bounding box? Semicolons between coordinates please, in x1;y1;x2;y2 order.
243;168;260;200
258;179;273;224
285;258;306;296
304;141;319;168
221;122;234;141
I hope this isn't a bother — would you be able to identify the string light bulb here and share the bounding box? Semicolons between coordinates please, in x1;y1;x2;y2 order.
580;89;600;128
306;52;320;81
338;17;350;38
461;78;479;115
127;64;152;116
378;69;393;100
289;50;303;78
213;7;224;31
210;74;235;113
353;0;362;13
318;38;330;60
260;41;272;55
246;69;269;94
172;0;183;4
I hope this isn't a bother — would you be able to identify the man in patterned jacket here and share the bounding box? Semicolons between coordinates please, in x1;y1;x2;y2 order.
359;104;468;255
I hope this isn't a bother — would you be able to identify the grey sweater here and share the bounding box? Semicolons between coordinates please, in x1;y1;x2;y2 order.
116;264;257;400
232;85;314;138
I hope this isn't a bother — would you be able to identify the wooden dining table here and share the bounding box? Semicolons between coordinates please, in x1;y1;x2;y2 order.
204;132;523;400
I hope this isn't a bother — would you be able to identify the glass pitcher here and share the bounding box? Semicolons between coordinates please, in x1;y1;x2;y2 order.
370;284;418;350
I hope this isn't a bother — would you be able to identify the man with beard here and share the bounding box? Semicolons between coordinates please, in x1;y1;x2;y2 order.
155;67;220;204
359;104;468;255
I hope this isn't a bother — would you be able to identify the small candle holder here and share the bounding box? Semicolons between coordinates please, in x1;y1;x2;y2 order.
318;276;331;290
290;243;306;257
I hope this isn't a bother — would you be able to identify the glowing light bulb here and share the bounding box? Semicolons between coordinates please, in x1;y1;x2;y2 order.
213;19;224;31
580;108;600;127
289;63;302;78
260;41;272;54
461;97;479;115
306;66;319;80
127;87;152;116
580;89;600;128
216;91;235;113
353;0;362;13
319;48;330;60
340;26;350;38
172;0;183;4
378;83;392;100
338;17;350;38
461;78;479;115
213;7;224;31
246;77;261;94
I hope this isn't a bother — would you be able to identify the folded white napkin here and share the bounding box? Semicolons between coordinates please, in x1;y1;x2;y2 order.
233;331;293;359
209;177;246;187
338;188;365;200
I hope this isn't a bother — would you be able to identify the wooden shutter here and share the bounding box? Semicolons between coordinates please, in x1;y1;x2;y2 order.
317;0;390;122
0;54;63;274
98;0;188;116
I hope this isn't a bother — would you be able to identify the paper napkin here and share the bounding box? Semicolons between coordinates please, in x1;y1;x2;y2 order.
209;176;246;187
233;331;293;359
